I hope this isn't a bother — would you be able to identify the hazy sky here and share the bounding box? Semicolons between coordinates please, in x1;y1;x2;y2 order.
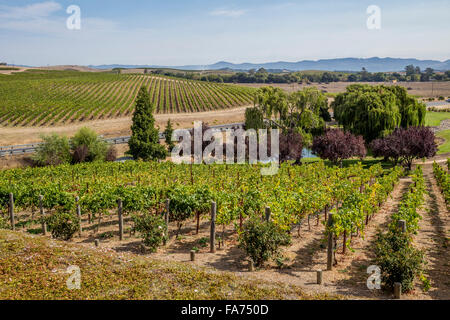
0;0;449;66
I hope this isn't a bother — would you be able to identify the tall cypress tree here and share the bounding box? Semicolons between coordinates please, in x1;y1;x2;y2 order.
127;87;167;161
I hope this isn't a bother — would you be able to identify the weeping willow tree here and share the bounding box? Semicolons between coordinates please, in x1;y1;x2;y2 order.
253;86;287;122
332;84;426;142
249;86;329;145
383;85;426;127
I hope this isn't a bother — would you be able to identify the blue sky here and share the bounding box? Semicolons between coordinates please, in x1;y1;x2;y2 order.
0;0;449;66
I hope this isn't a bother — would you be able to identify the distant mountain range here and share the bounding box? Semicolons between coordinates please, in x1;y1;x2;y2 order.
89;57;450;72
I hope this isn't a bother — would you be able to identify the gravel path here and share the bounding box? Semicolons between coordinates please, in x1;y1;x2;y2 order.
430;119;450;133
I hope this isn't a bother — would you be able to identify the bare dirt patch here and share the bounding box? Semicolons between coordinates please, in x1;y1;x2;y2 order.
0;106;247;146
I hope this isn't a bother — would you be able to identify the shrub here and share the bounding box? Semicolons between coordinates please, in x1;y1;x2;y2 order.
239;218;291;267
279;129;303;164
133;213;166;252
106;145;118;162
71;127;109;163
370;126;437;170
0;215;9;229
72;145;89;163
311;128;367;166
32;134;71;166
46;211;80;241
374;231;424;292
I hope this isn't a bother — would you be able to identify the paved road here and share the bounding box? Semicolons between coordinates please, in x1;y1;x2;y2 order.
0;122;245;157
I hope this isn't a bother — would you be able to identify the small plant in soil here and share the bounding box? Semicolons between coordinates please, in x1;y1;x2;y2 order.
46;211;80;241
239;217;291;267
198;237;208;248
99;231;114;239
132;213;166;253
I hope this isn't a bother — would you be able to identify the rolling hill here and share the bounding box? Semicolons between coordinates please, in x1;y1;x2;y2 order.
89;57;450;72
0;70;255;127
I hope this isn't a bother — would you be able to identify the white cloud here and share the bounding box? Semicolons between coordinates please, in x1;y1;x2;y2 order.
0;2;120;36
0;1;62;19
210;9;246;18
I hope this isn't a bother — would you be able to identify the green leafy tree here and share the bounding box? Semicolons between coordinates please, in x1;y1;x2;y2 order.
32;133;71;166
244;107;265;130
332;84;425;142
71;127;109;163
405;65;415;77
127;87;167;161
163;119;175;153
254;86;287;121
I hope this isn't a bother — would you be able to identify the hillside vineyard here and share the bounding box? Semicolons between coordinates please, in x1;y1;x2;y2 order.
0;70;255;126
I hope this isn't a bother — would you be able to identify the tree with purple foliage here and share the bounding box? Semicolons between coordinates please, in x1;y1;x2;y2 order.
279;129;303;164
370;126;437;170
311;128;367;167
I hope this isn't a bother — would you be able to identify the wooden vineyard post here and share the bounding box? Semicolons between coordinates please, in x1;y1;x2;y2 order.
398;220;406;233
317;270;323;285
248;259;254;272
75;196;82;236
118;199;123;241
39;195;46;235
342;230;347;254
394;282;402;299
210;201;216;253
9;193;14;231
164;199;170;245
265;206;271;222
327;213;334;271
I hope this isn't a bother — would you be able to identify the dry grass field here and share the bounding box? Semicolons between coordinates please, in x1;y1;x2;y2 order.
239;81;450;98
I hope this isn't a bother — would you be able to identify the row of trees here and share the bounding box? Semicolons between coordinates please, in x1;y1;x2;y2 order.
109;84;436;167
243;85;436;168
150;67;450;84
404;65;450;82
311;126;437;169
